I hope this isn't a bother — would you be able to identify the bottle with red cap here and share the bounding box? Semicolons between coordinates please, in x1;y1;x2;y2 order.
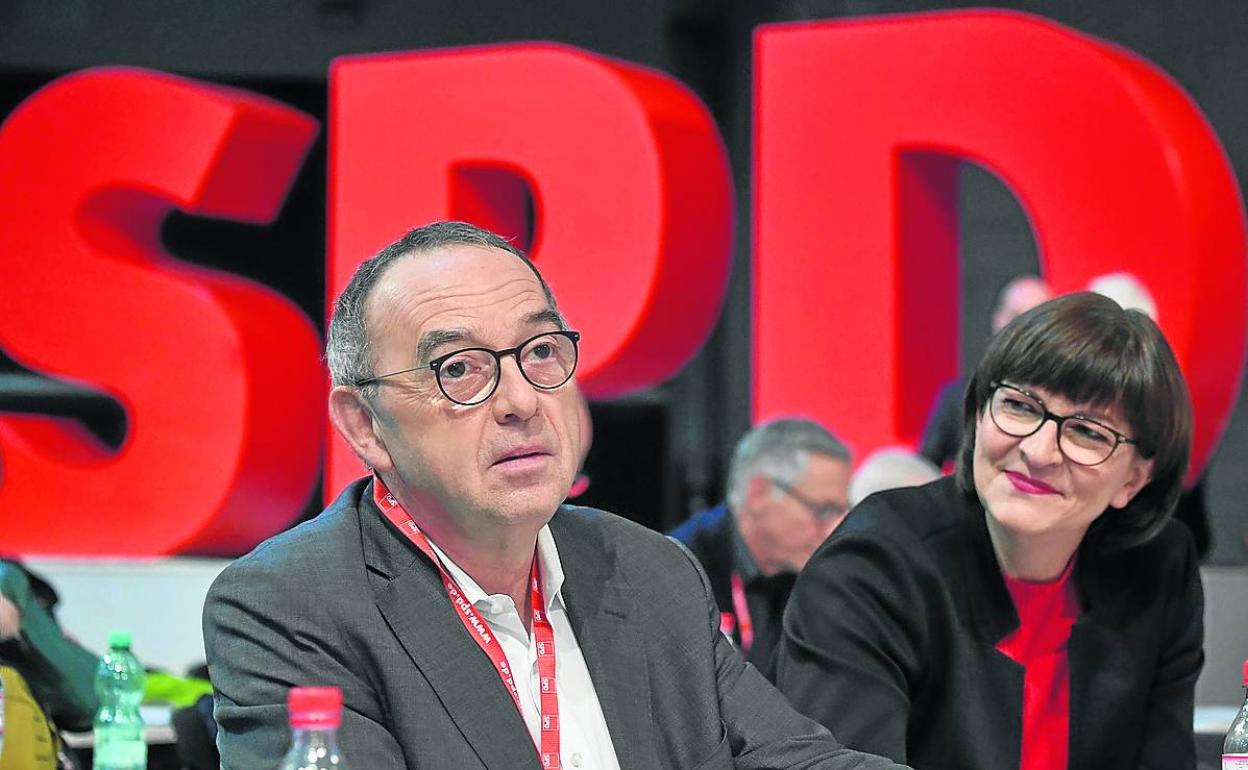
279;686;346;770
1226;659;1248;769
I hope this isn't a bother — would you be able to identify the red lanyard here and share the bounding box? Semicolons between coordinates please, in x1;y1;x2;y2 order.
729;572;754;654
373;478;561;767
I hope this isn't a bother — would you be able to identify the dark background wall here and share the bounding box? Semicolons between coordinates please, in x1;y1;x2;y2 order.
1;0;1245;563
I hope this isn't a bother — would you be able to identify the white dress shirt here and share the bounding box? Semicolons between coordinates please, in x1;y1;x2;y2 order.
428;526;622;770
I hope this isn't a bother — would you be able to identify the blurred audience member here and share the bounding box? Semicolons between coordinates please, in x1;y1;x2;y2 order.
990;276;1053;333
0;559;98;731
921;275;1052;471
1088;271;1208;558
670;418;851;670
0;593;19;640
848;448;940;508
1087;271;1158;320
0;559;97;769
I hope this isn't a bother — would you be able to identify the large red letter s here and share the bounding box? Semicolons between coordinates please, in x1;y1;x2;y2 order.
0;69;322;554
755;11;1246;479
327;44;733;496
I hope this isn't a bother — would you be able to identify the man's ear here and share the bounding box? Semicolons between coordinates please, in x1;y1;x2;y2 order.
329;386;394;473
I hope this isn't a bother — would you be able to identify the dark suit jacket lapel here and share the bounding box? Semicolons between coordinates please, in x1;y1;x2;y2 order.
552;509;659;770
955;492;1019;646
359;482;541;770
1067;546;1134;770
949;490;1025;767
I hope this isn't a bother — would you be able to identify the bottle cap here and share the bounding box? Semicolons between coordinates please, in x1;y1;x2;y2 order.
108;630;132;649
288;686;343;730
1242;658;1248;687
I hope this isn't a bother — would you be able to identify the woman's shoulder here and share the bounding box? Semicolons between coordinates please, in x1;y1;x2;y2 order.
1079;518;1202;623
1093;517;1200;584
792;476;985;653
839;475;975;546
802;475;981;596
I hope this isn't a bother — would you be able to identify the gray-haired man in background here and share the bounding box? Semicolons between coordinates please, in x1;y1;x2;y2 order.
670;418;852;671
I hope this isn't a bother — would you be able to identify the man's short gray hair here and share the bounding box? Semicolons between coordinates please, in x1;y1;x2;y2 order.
326;221;560;395
725;418;851;513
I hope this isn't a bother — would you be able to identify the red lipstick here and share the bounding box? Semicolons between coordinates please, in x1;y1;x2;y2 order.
1005;471;1059;495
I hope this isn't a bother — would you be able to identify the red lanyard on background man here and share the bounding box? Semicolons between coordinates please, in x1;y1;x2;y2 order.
729;572;754;654
373;477;562;768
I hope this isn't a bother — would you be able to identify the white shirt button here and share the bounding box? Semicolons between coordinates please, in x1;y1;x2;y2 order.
571;752;583;767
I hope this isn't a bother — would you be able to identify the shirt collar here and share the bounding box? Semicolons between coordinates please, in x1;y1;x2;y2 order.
535;524;567;612
728;511;762;583
426;525;566;616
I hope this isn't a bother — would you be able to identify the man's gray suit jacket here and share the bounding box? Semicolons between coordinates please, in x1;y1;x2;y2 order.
203;478;905;770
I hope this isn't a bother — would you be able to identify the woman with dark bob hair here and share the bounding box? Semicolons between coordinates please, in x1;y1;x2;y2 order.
773;292;1202;770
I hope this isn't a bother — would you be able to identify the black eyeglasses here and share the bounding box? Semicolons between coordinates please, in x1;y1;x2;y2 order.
768;478;848;520
356;331;580;406
987;382;1140;467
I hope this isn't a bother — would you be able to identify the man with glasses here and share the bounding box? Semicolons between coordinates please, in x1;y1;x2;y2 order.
671;418;852;672
203;221;907;770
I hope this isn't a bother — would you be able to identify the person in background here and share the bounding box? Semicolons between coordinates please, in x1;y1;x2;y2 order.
0;560;98;769
204;221;908;770
0;559;98;732
1086;271;1210;558
1086;272;1157;321
774;293;1202;770
847;448;940;509
670;418;852;671
920;275;1052;472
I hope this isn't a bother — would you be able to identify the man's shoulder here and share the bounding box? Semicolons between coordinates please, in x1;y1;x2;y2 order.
551;505;719;636
555;504;675;547
209;478;370;598
552;504;699;578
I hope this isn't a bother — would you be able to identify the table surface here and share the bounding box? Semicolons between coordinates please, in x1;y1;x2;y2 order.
1195;705;1238;735
62;704;177;748
57;703;1239;748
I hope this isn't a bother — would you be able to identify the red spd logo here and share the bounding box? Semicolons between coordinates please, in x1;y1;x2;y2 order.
0;12;1241;556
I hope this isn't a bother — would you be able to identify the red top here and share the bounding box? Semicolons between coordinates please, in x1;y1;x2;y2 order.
995;561;1080;770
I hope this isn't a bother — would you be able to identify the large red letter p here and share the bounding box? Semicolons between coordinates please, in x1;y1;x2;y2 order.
327;44;734;496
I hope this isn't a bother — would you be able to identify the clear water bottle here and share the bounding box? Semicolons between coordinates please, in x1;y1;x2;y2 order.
279;686;346;770
93;630;146;770
1226;659;1248;769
